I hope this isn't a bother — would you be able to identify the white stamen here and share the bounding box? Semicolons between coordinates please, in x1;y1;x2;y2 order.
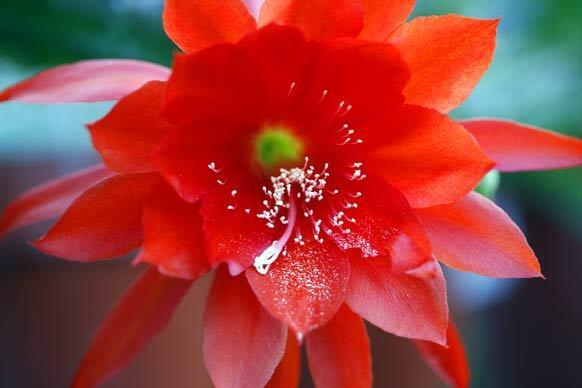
254;198;297;274
288;82;297;96
208;162;220;173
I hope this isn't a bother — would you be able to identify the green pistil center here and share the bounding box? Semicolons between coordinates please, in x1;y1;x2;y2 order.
255;126;304;172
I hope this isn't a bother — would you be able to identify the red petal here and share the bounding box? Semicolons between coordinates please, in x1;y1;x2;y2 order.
88;81;176;173
163;0;256;53
34;173;159;262
416;192;542;278
345;255;448;344
414;319;470;388
311;40;409;121
204;267;287;388
136;183;210;280
259;0;364;39
332;175;430;267
200;190;274;269
247;240;350;337
163;46;265;127
359;0;415;41
0;60;170;103
390;16;499;113
71;268;192;388
306;304;372;388
462;119;582;171
153;126;220;203
266;331;301;388
157;47;265;202
239;24;316;115
0;165;112;238
366;105;493;208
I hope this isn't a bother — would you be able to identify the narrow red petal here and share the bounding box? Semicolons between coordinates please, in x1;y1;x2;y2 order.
88;81;176;174
306;304;372;388
163;0;256;53
416;192;542;278
359;0;415;41
0;165;112;238
204;267;287;388
136;183;210;280
462;119;582;171
414;319;470;388
366;104;493;208
259;0;364;39
390;16;499;113
71;268;192;388
266;331;301;388
34;173;159;262
247;240;350;337
345;255;448;345
0;60;170;103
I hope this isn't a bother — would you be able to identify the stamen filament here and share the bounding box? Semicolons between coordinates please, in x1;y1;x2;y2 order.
253;197;298;275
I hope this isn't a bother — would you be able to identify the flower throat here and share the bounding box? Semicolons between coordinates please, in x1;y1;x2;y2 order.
255;126;304;173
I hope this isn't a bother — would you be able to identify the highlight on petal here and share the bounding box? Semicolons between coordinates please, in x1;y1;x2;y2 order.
0;165;112;238
204;267;287;388
34;173;159;262
345;255;448;345
0;60;170;103
71;268;192;388
359;0;415;41
416;192;542;278
164;0;256;53
266;331;301;388
136;183;210;280
259;0;364;39
88;81;176;174
367;104;493;208
462;119;582;172
390;16;499;113
306;304;372;388
414;319;470;388
247;240;350;338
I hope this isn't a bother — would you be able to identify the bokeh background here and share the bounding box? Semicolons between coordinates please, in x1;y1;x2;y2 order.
0;0;580;387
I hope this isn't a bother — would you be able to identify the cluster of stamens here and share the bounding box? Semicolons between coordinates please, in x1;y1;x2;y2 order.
208;84;370;275
258;157;328;233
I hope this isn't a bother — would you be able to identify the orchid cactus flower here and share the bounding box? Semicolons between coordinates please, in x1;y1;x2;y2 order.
1;1;581;387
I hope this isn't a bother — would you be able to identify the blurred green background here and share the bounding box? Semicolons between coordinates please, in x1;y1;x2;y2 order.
0;1;580;387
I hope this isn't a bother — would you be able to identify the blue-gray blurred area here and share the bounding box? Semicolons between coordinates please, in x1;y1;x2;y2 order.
0;0;580;387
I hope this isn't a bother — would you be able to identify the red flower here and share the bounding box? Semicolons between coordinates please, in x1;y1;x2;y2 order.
2;1;582;387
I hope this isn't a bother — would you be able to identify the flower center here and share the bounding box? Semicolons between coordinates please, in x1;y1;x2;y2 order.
255;126;304;173
253;157;332;274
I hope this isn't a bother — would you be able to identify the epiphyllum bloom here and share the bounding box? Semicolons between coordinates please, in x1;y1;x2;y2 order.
1;1;582;388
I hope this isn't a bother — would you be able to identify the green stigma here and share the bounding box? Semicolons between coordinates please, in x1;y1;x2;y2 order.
255;126;304;172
